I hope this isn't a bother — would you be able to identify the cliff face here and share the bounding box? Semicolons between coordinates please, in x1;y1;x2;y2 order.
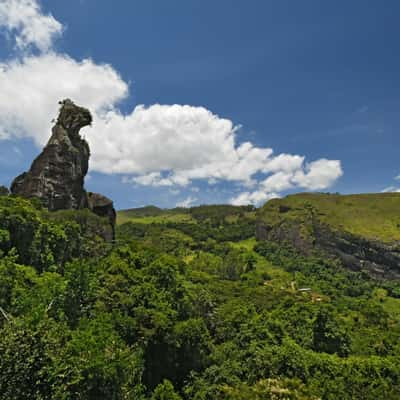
256;193;400;279
10;99;116;239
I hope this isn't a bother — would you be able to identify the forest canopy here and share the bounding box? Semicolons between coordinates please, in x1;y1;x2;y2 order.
0;195;400;399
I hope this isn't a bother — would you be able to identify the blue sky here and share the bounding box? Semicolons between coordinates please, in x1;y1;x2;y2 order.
0;0;399;209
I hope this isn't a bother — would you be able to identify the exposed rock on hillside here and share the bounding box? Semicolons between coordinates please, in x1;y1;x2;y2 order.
10;99;116;239
256;193;400;278
87;192;116;241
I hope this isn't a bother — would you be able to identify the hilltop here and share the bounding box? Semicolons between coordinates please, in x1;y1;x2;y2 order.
117;204;255;224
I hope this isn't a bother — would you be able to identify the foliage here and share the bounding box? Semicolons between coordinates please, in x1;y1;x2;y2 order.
0;196;111;272
0;198;400;399
151;380;183;400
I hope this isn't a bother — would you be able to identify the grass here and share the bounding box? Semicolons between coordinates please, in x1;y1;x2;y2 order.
229;237;257;251
117;204;256;226
116;211;195;225
259;192;400;243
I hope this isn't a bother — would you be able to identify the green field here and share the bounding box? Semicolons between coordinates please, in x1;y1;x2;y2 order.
117;211;195;225
116;205;194;225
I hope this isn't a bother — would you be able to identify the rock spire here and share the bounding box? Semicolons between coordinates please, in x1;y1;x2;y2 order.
11;99;116;238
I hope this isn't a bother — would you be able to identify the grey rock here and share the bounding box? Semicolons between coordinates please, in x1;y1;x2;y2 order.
10;99;116;239
0;186;9;196
256;218;400;279
87;192;116;241
11;99;91;210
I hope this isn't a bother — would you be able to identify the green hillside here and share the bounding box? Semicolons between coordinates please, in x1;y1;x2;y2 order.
258;192;400;243
1;194;400;399
117;208;194;225
117;204;256;225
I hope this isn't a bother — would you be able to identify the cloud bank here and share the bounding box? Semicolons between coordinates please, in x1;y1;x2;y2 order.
0;0;343;206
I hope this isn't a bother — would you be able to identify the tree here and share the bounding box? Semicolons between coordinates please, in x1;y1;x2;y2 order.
312;307;350;356
0;320;60;400
151;380;182;400
50;315;145;400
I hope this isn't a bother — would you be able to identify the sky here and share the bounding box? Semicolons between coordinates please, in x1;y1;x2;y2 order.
0;0;399;210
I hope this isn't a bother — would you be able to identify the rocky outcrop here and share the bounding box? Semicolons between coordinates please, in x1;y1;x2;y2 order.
11;99;91;210
256;217;400;279
87;192;116;241
256;196;400;279
313;223;400;279
0;186;9;196
10;99;116;240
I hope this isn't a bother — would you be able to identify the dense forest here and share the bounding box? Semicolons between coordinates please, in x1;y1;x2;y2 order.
1;194;400;399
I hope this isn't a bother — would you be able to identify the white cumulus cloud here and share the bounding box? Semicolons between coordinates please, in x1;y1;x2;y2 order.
88;104;240;177
176;196;197;208
381;173;400;194
382;186;400;193
261;171;294;192
292;159;343;190
0;53;128;144
230;190;280;206
231;159;343;205
0;0;62;51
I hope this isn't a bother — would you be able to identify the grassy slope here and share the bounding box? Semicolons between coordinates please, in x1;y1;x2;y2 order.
258;192;400;243
117;212;194;225
117;204;256;226
117;206;194;225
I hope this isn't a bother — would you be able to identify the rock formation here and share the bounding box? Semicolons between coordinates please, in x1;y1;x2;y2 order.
256;218;400;279
10;99;116;238
256;194;400;279
0;186;9;196
11;99;92;210
87;191;116;240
